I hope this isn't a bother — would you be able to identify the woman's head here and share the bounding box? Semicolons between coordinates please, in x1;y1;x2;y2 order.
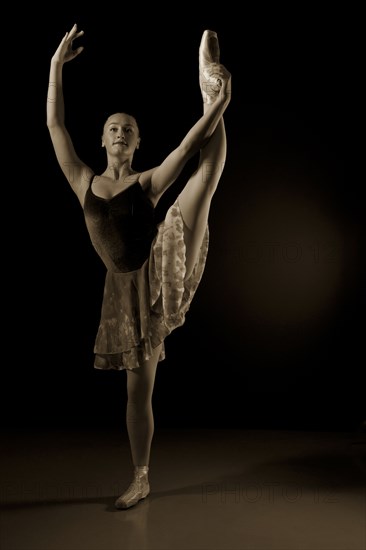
101;112;141;158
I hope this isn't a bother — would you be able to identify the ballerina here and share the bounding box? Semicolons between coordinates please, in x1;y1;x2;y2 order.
47;26;231;509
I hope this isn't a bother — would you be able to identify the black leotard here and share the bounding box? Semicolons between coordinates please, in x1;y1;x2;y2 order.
83;177;157;273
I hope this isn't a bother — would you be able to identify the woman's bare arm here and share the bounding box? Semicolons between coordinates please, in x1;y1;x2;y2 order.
145;66;231;204
47;24;92;206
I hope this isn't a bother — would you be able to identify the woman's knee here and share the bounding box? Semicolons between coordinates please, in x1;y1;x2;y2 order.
126;350;160;399
201;160;225;191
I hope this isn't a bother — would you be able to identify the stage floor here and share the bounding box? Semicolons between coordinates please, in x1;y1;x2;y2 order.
1;427;365;550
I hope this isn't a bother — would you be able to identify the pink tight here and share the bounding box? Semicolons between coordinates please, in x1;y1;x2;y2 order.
125;344;161;466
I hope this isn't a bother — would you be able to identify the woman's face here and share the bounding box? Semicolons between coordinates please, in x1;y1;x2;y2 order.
102;113;140;157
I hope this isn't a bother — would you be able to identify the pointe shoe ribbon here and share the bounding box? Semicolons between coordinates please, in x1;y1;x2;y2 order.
199;29;222;104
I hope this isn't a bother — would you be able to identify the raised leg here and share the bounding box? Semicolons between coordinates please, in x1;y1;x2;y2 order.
178;29;228;279
178;113;227;279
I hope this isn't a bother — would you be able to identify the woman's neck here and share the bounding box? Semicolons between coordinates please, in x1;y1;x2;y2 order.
102;158;135;181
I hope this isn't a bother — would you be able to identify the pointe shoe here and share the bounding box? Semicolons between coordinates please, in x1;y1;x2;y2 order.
115;466;150;510
199;29;222;104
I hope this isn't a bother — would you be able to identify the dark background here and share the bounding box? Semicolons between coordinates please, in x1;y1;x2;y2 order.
6;6;364;432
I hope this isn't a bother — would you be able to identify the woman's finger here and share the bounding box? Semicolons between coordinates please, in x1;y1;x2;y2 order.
66;27;84;49
67;23;79;42
73;46;84;57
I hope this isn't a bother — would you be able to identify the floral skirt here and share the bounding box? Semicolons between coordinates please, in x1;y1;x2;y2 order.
93;198;209;370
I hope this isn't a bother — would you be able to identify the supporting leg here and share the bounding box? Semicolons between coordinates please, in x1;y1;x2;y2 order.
115;344;161;509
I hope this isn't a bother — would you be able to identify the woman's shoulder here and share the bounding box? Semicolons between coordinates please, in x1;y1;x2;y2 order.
138;167;159;191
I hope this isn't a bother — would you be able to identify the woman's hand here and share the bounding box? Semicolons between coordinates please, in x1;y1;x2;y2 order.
51;23;84;64
210;64;231;104
218;65;232;103
201;63;232;104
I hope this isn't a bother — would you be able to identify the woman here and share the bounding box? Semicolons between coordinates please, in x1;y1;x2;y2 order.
47;24;231;509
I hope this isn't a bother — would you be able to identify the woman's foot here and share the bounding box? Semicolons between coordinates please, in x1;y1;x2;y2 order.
199;29;222;104
115;466;150;509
